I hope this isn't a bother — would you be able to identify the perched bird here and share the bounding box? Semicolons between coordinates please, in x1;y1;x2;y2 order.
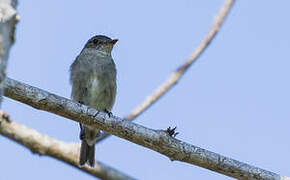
70;35;118;167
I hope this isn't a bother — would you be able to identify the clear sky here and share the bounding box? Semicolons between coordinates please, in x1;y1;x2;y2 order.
1;1;290;179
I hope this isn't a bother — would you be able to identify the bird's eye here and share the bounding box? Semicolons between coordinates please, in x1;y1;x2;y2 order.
93;39;99;44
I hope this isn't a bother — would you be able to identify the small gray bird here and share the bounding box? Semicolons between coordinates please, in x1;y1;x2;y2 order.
70;35;118;167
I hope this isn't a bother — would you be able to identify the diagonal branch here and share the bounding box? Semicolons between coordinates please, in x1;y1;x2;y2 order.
125;0;235;121
94;0;235;143
0;111;136;180
4;78;289;180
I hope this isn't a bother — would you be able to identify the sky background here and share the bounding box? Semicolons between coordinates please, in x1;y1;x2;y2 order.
1;0;290;179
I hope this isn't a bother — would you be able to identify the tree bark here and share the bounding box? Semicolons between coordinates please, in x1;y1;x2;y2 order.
0;111;136;180
0;0;18;106
4;77;289;180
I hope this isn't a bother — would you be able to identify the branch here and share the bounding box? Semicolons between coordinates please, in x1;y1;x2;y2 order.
0;111;135;180
0;0;18;106
4;78;289;180
94;0;235;143
126;0;234;120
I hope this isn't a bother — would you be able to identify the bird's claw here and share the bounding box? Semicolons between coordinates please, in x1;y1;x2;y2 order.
166;126;179;137
78;101;84;105
104;109;113;118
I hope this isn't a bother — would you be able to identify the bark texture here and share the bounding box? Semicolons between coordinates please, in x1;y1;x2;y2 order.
0;0;18;106
0;111;136;180
4;77;289;180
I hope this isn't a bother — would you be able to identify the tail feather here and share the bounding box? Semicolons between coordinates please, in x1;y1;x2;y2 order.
79;140;95;167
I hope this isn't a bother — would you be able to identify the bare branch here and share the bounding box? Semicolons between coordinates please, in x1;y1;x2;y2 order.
3;78;289;180
0;111;136;180
94;0;235;143
125;0;235;121
0;0;18;106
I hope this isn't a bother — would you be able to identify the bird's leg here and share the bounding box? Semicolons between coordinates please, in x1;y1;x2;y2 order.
79;123;85;140
78;101;86;140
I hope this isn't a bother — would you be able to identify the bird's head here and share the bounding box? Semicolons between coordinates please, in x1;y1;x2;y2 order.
84;35;118;54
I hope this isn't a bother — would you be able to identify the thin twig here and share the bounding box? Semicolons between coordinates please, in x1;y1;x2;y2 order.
4;78;289;180
126;0;235;120
0;111;136;180
94;0;235;143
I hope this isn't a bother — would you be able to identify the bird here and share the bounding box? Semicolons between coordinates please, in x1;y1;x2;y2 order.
70;35;118;167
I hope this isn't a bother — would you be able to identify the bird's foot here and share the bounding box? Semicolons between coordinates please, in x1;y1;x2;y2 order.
166;126;179;137
78;101;84;105
104;109;113;118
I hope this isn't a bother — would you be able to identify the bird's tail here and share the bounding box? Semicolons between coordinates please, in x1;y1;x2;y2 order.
79;140;95;167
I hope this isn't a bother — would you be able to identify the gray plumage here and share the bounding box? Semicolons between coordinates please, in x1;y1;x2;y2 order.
70;35;117;167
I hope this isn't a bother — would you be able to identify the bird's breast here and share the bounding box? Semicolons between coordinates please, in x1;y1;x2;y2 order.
91;78;99;92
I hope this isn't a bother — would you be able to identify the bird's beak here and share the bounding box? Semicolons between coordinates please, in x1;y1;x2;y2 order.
110;39;118;45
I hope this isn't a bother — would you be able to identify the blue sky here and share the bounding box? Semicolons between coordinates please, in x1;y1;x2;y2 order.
1;1;290;179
